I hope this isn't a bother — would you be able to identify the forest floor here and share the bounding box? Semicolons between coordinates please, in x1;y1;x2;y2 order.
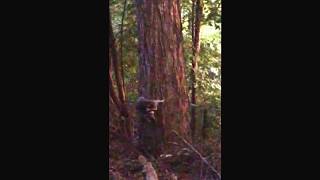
109;131;221;180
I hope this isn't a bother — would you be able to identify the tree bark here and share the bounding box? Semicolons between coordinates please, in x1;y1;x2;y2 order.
119;0;127;87
135;0;190;142
108;13;126;104
190;0;202;140
108;7;133;138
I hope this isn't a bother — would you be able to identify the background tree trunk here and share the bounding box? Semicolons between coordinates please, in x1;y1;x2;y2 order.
135;0;190;143
190;0;202;140
108;5;133;138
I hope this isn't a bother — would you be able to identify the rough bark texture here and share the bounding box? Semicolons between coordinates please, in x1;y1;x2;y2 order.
135;0;190;142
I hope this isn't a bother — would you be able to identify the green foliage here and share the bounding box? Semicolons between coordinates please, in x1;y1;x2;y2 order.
203;0;221;29
182;0;221;136
110;0;139;101
182;0;221;107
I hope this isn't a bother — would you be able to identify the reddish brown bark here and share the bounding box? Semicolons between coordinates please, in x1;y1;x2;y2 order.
108;14;126;104
108;8;132;138
109;70;121;113
135;0;190;141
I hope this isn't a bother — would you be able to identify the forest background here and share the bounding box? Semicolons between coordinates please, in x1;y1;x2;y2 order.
109;0;221;179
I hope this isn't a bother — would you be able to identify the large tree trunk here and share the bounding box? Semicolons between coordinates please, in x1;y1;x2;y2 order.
135;0;190;143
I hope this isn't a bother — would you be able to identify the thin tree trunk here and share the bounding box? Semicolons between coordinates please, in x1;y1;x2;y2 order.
109;14;126;104
119;0;127;87
108;7;133;138
191;0;195;41
109;69;121;113
190;0;202;140
109;51;132;137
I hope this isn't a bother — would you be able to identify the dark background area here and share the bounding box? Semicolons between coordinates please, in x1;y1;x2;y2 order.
2;0;108;179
